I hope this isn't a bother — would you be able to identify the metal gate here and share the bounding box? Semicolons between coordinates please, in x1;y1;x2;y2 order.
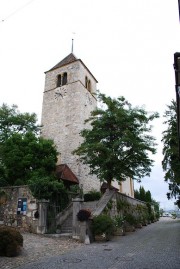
47;204;62;233
46;192;71;233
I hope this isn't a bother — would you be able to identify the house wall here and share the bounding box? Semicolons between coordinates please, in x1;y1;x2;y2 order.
120;178;134;198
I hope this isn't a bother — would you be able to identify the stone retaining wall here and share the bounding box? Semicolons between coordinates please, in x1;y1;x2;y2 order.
0;185;38;233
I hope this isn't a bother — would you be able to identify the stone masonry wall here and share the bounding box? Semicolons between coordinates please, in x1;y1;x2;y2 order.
0;186;38;233
41;59;100;192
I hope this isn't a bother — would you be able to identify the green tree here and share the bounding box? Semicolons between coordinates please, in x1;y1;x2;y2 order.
1;132;57;186
73;93;159;187
28;173;67;204
145;190;152;203
0;103;40;181
162;100;180;202
134;189;140;200
134;186;152;202
0;104;58;187
151;199;160;216
0;103;39;143
139;186;146;201
135;186;159;219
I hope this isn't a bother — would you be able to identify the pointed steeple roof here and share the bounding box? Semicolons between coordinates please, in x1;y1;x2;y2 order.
45;53;98;82
47;53;77;72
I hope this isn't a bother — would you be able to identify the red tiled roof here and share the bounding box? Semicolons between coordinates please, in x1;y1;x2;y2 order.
55;164;79;184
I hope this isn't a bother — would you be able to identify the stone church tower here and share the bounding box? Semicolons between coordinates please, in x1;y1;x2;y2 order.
41;53;100;192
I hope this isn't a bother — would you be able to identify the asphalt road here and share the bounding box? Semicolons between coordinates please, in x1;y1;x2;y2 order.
10;218;180;269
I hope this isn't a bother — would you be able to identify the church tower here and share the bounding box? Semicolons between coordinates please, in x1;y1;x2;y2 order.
41;53;100;192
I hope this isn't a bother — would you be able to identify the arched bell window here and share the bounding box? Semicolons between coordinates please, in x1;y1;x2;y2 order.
88;80;91;92
62;72;67;85
85;76;91;93
57;74;62;87
85;76;88;89
57;72;67;87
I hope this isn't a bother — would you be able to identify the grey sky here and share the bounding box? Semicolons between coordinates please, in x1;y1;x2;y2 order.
0;0;179;210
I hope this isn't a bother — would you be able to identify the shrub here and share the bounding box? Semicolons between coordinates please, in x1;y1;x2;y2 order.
77;209;91;221
92;214;114;236
113;215;125;228
124;214;137;225
0;226;23;257
84;190;101;202
150;213;155;222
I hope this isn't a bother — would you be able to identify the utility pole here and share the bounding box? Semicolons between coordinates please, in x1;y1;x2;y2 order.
173;53;180;158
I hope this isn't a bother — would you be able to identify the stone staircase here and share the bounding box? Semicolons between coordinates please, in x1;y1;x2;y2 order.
59;202;97;236
60;213;73;235
92;189;115;216
57;189;115;237
82;201;98;211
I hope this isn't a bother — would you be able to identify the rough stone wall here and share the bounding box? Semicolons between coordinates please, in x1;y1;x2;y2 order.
41;59;100;192
0;186;38;232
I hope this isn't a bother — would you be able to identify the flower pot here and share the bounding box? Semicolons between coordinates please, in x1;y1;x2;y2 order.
113;227;125;236
94;234;107;242
135;223;143;229
125;224;135;232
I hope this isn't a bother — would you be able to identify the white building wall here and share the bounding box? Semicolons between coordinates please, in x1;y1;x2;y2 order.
120;178;134;198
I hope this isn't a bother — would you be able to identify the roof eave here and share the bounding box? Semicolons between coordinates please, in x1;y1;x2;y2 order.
44;55;98;82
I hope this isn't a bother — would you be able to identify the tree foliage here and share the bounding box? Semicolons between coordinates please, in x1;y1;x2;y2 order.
28;173;67;203
151;199;160;215
134;186;159;217
0;103;39;143
134;186;152;203
73;93;159;187
162;100;180;202
1;132;57;186
0;104;58;187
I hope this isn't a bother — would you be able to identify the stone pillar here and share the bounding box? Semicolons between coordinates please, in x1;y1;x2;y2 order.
36;200;49;234
79;221;87;243
72;197;84;240
79;220;92;244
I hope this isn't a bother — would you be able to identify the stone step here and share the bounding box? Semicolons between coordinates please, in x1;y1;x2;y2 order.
45;233;72;239
60;213;73;234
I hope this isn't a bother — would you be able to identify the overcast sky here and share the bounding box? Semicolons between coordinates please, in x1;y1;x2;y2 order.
0;0;180;210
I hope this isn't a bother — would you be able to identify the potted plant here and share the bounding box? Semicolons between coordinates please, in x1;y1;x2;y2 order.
124;213;136;232
135;216;143;228
77;209;91;222
92;214;114;241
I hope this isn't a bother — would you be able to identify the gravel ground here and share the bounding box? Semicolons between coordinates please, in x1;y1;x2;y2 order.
0;233;82;269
